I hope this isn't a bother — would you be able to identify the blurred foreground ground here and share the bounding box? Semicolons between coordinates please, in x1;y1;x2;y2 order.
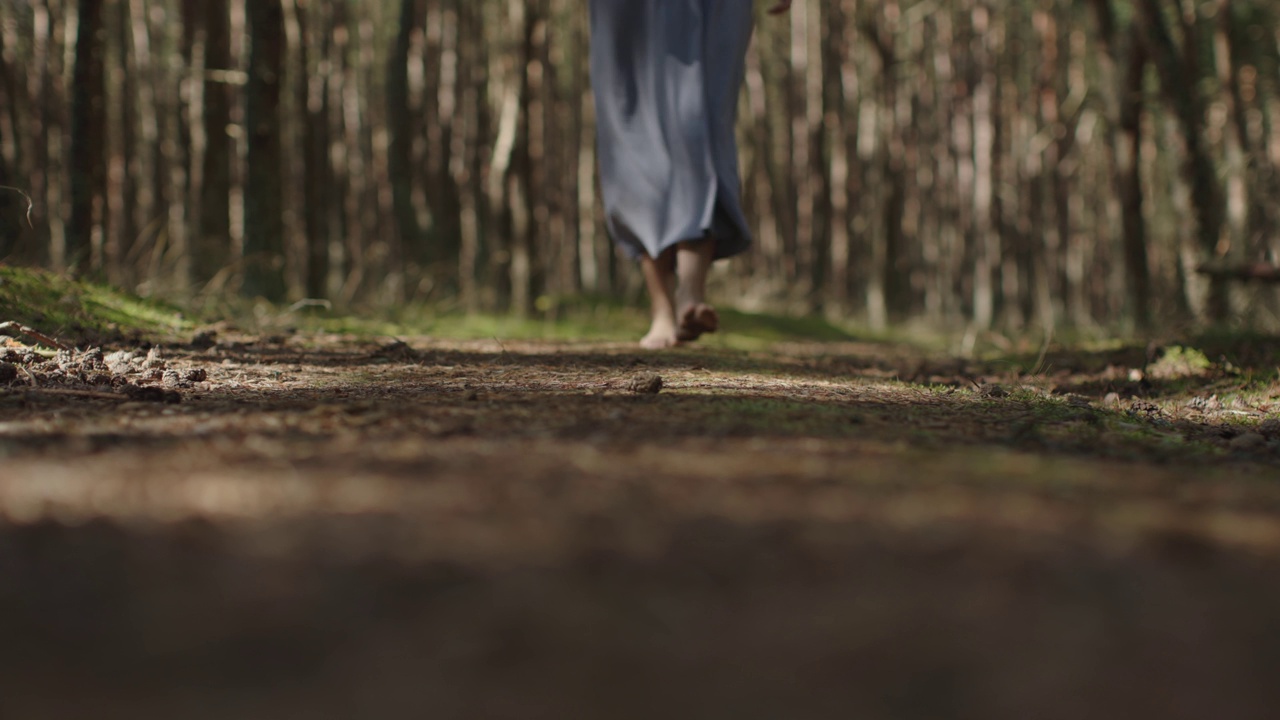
3;333;1280;719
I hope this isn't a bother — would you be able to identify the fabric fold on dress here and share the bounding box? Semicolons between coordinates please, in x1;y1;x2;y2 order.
589;0;755;261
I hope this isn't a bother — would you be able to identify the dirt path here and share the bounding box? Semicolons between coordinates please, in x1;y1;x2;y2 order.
3;333;1280;719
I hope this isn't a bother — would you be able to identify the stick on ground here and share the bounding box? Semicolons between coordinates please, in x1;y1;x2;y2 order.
0;322;72;351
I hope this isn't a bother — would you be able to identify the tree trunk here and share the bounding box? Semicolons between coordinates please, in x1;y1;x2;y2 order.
190;0;233;288
1119;29;1152;328
1138;0;1228;321
387;0;422;292
0;24;21;260
297;0;331;299
819;0;853;316
970;4;997;330
68;0;109;274
242;0;287;300
457;0;489;310
508;0;546;317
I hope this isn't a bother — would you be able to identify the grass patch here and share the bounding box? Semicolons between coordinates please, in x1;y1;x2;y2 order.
313;300;643;343
1148;345;1212;379
279;294;872;349
0;268;893;350
714;308;861;345
0;265;191;343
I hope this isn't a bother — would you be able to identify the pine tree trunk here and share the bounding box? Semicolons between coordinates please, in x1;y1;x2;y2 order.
387;0;421;282
242;0;287;300
297;0;331;299
1138;0;1228;321
1119;30;1152;328
68;0;109;274
0;24;21;260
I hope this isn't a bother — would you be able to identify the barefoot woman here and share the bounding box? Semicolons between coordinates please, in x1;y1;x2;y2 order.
590;0;793;349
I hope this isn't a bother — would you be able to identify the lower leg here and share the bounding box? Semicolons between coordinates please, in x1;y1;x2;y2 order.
675;237;718;341
639;248;679;349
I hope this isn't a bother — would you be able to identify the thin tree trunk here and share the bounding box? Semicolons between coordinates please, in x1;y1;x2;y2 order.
0;21;22;260
387;0;422;283
150;1;187;290
457;0;489;310
970;4;997;330
508;0;546;317
821;0;855;316
1138;0;1228;321
242;0;286;300
32;0;63;268
190;0;233;288
297;0;331;299
788;1;816;306
1120;29;1152;328
108;1;134;284
1212;0;1246;270
68;0;109;274
1089;0;1153;329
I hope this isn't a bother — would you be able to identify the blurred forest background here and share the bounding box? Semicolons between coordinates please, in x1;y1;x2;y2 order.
1;0;1279;333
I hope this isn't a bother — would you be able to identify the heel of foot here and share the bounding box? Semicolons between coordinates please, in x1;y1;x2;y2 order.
677;304;719;342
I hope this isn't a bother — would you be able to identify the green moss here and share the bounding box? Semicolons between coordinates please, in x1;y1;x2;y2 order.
1148;345;1212;379
0;265;190;343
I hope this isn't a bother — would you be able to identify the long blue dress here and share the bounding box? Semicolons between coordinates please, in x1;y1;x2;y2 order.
589;0;755;261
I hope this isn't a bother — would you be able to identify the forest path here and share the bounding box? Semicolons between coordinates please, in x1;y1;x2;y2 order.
3;332;1280;719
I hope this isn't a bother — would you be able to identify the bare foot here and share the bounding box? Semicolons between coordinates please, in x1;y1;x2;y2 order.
677;303;719;342
639;248;679;350
640;314;680;349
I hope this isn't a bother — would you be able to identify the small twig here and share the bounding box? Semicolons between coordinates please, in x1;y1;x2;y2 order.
1031;323;1055;377
493;336;510;358
283;298;333;314
18;364;38;387
0;321;72;351
0;185;34;229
